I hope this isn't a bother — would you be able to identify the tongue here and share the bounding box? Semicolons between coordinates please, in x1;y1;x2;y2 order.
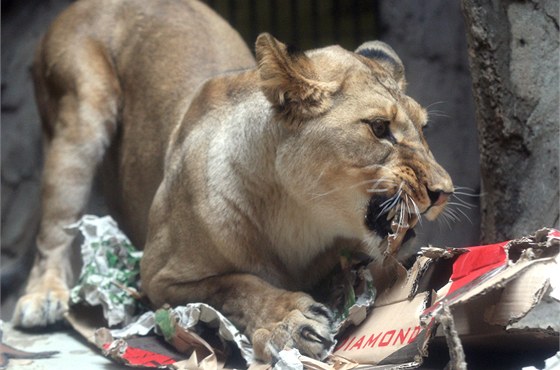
385;212;418;256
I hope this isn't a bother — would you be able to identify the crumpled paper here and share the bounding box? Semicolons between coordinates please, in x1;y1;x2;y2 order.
273;349;304;370
324;252;377;332
95;303;254;369
68;215;143;327
168;304;254;363
68;215;377;369
110;303;254;364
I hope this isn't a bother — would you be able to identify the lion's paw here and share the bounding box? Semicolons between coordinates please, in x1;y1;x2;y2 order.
252;302;335;363
12;289;69;328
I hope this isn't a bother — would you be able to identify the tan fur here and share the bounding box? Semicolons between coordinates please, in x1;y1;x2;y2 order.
14;0;452;363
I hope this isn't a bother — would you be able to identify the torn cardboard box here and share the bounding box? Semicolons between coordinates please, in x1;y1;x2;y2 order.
65;216;559;369
427;229;560;350
333;228;559;368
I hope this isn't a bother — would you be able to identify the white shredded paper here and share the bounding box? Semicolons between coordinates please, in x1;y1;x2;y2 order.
273;349;304;370
68;215;143;327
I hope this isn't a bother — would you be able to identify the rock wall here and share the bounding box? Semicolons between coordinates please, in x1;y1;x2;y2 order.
462;0;559;242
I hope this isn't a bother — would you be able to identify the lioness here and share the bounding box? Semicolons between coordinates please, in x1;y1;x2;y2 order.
13;0;453;362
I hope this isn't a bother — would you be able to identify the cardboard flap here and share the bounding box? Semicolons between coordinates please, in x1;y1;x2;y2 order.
425;238;558;320
334;292;432;366
484;259;555;326
507;294;560;333
368;256;408;307
444;256;554;308
371;256;432;308
448;242;508;292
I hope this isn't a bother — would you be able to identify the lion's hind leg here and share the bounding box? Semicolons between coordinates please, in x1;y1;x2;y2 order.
12;37;120;327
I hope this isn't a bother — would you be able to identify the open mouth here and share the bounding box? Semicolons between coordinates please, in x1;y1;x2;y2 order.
365;195;418;256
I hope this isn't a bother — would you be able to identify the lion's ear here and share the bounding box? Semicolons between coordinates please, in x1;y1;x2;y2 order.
255;33;337;122
355;41;406;91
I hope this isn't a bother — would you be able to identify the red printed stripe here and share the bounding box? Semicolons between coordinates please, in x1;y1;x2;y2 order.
121;346;177;367
447;242;508;295
102;343;176;367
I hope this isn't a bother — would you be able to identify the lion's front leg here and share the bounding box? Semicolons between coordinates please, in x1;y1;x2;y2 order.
147;273;335;363
250;294;335;363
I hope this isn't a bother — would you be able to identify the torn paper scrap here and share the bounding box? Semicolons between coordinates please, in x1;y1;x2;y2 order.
67;215;144;327
102;303;254;366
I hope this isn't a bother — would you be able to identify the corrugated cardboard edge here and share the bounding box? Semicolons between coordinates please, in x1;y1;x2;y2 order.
428;230;559;350
64;305;107;347
483;256;557;326
427;254;557;319
507;294;560;332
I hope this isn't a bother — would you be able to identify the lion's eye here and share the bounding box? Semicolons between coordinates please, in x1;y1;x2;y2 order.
370;119;389;138
362;119;394;143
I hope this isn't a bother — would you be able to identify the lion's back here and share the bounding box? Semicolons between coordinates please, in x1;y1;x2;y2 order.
36;0;256;247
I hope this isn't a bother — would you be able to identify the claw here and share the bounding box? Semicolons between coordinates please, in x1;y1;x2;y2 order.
307;304;333;324
301;326;325;343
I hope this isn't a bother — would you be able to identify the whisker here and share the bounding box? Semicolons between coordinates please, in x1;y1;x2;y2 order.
366;178;397;193
412;199;421;216
365;164;395;172
379;185;402;208
453;191;484;198
377;188;402;219
407;196;419;214
453;186;476;192
437;211;453;230
452;186;486;197
427;111;451;119
426;101;450;122
427;110;448;115
450;196;477;208
378;196;399;219
367;188;390;193
427;109;448;114
402;195;412;222
441;208;458;222
404;195;413;215
445;208;462;223
393;203;401;234
450;188;483;212
425;101;447;110
448;186;484;214
397;201;405;233
403;196;411;216
310;178;391;200
311;189;340;200
441;213;454;230
405;196;422;226
447;201;473;210
452;206;474;224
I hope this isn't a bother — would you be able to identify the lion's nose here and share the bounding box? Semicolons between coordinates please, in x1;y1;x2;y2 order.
427;188;451;206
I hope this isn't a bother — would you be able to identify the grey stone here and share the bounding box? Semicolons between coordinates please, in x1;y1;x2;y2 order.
462;0;560;242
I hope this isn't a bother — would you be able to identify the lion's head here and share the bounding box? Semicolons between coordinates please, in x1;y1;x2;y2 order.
255;33;453;257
